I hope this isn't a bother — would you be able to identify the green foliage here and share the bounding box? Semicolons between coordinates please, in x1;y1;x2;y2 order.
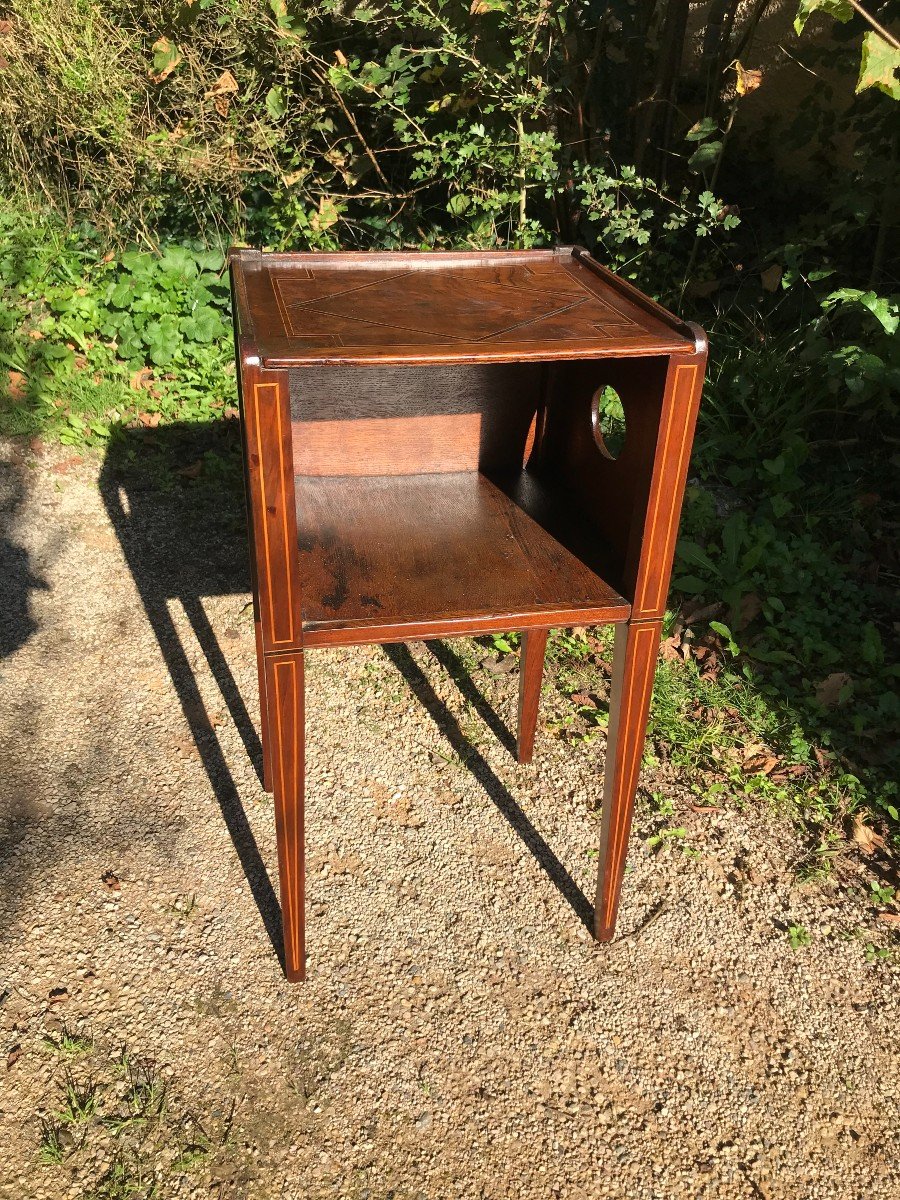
794;0;900;100
857;31;900;100
0;208;233;443
788;924;812;949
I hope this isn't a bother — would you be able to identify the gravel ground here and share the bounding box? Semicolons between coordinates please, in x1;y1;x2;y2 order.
1;437;898;1200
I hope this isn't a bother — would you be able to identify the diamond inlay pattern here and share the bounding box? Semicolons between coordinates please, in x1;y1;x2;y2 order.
271;261;641;352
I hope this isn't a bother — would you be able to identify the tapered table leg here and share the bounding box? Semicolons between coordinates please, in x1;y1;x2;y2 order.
254;616;273;794
594;619;662;941
517;628;549;764
264;651;306;981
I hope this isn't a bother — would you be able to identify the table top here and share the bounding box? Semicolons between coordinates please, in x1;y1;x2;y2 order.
231;246;697;367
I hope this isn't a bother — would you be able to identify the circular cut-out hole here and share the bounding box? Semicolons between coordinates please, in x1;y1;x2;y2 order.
591;385;626;459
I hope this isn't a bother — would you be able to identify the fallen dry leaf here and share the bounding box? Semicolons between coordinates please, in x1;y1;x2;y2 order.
482;654;517;675
816;672;852;707
6;370;27;401
571;692;596;709
660;635;682;662
130;367;153;391
209;69;239;97
50;456;84;476
681;599;724;625
878;912;900;925
734;591;763;630
851;813;885;856
686;277;721;299
6;1044;22;1070
137;411;161;428
742;746;779;776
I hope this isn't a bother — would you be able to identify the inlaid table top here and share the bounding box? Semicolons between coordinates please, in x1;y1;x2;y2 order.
231;246;696;367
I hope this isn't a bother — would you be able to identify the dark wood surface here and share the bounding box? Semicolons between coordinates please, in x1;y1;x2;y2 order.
264;651;306;981
232;247;697;367
594;620;662;941
229;246;708;980
288;362;543;477
517;629;549;765
295;471;630;646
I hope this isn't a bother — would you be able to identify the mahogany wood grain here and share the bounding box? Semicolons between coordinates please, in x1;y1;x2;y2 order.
264;650;306;982
594;619;663;940
517;629;549;765
229;246;707;979
289;362;543;477
231;246;697;367
629;332;707;619
237;356;304;651
294;472;630;641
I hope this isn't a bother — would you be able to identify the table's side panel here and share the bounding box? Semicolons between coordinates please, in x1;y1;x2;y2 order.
537;355;670;601
535;331;706;616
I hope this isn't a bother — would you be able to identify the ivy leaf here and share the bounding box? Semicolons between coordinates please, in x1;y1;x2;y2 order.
266;86;286;120
447;193;470;215
857;31;900;100
688;140;723;173
685;117;718;142
150;37;182;83
793;0;853;37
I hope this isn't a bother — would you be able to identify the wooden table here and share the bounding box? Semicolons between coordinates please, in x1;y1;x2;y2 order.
230;246;706;981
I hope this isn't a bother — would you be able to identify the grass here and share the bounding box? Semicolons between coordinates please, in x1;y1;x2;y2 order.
34;1040;238;1195
42;1024;94;1058
37;1119;66;1165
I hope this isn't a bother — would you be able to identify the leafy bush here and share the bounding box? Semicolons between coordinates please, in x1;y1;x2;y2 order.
0;210;233;441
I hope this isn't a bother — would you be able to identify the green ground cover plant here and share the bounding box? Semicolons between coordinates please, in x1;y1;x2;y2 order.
0;0;897;877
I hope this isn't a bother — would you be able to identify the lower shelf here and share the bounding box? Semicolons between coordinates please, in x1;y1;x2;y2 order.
295;470;629;646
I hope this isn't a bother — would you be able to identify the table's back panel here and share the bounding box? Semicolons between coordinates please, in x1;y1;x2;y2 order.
288;363;543;477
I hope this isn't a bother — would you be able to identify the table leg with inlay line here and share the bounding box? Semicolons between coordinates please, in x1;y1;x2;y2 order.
593;618;663;940
263;650;306;981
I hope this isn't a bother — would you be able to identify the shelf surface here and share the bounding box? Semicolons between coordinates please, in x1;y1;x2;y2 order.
296;470;629;645
233;247;696;367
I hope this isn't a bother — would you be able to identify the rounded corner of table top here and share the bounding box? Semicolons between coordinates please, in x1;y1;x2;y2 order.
234;247;697;367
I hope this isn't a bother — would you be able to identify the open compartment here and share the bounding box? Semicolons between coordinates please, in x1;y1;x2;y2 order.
288;361;635;643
